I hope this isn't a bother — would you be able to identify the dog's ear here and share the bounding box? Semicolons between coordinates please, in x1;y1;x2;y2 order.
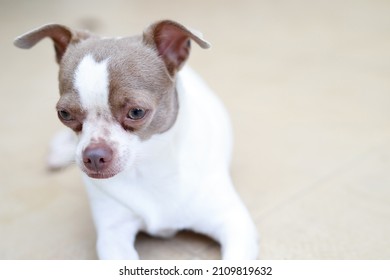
14;24;91;63
143;20;211;76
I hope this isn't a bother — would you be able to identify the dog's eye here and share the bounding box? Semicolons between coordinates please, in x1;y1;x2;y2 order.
127;108;146;120
58;110;73;121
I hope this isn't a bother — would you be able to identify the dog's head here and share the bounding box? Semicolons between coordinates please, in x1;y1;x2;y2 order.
15;20;210;179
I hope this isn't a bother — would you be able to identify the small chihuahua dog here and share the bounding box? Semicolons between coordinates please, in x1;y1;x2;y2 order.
14;20;258;259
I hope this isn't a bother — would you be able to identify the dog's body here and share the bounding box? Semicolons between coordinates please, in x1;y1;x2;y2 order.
15;20;258;259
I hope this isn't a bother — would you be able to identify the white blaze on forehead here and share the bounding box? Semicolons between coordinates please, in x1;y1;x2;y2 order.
74;54;110;112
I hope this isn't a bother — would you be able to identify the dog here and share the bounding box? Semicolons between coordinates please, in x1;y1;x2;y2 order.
14;20;258;260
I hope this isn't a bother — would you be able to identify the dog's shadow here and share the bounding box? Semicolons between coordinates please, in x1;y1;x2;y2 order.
135;231;221;260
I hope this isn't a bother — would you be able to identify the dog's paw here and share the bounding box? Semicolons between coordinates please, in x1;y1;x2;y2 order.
47;129;77;171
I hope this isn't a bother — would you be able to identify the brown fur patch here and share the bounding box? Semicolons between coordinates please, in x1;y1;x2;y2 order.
57;35;178;140
15;20;208;140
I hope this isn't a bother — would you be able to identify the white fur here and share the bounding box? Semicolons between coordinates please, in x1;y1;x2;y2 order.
51;60;258;259
75;54;110;113
47;128;77;169
72;55;140;176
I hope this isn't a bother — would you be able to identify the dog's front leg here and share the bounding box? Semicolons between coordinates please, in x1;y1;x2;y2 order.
205;189;259;259
96;219;140;260
85;183;142;260
218;210;259;260
200;175;259;260
47;128;77;170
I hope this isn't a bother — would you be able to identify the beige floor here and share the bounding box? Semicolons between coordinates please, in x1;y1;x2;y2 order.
1;0;390;259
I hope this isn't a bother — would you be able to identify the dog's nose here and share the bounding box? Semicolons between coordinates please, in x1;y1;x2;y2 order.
83;145;113;172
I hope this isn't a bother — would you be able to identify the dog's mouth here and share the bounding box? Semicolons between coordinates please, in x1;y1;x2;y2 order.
79;144;123;179
84;170;118;179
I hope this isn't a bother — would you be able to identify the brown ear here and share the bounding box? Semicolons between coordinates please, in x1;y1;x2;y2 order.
143;20;211;76
14;24;90;63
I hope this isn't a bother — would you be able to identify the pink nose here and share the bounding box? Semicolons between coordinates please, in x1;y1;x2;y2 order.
82;144;113;172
